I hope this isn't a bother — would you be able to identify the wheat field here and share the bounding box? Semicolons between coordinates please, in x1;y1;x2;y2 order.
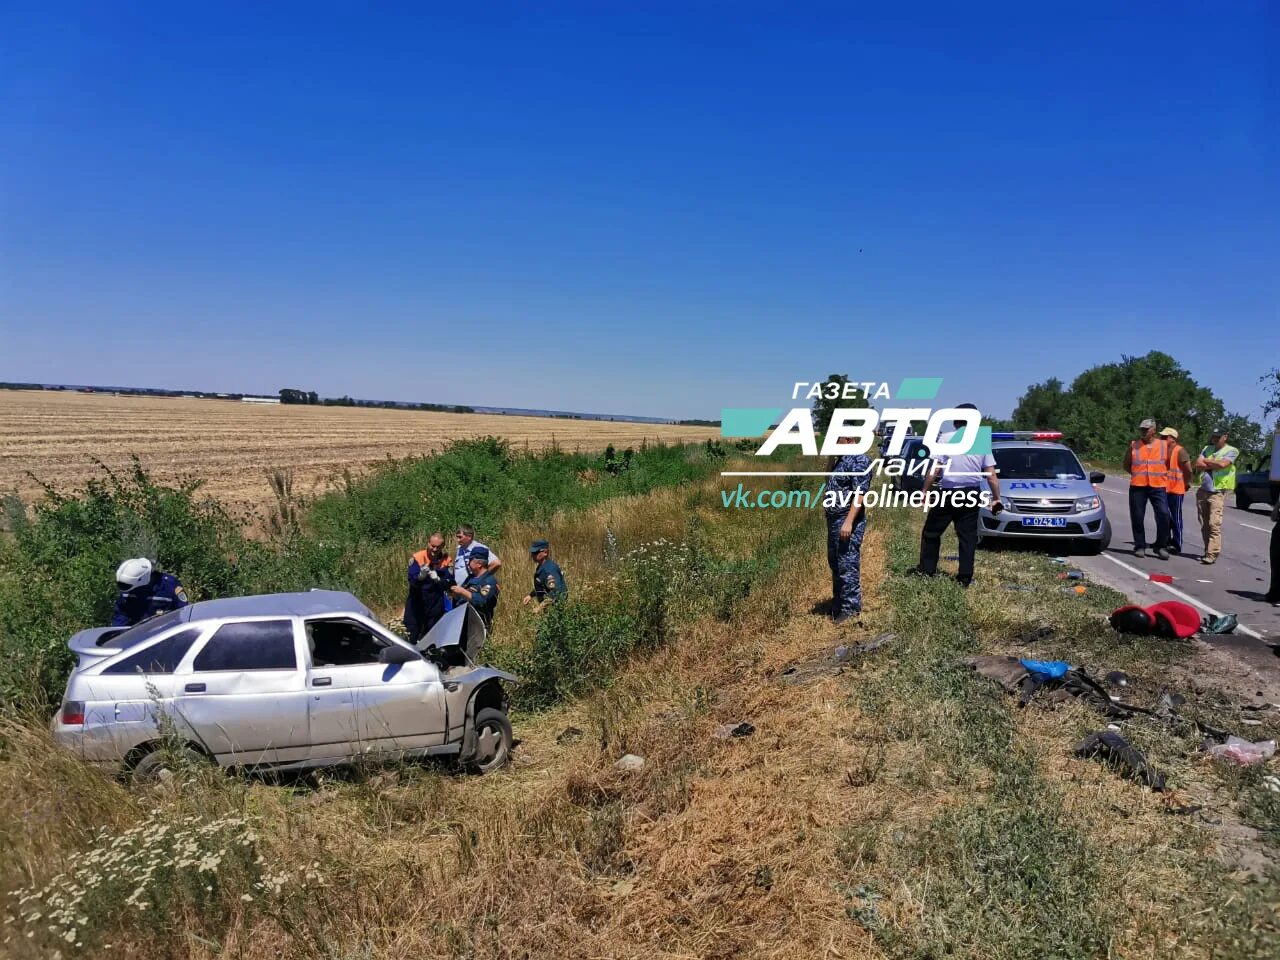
0;390;719;510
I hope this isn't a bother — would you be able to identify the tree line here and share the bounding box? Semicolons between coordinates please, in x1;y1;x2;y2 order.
1007;352;1274;463
278;387;474;413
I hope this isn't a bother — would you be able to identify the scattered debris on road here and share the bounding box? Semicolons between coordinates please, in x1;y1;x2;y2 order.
1074;730;1167;790
1205;736;1277;766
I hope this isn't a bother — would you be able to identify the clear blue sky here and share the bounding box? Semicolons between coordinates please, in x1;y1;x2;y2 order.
1;3;1276;421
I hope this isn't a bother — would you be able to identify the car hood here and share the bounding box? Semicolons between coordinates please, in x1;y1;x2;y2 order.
418;604;487;661
1003;477;1096;498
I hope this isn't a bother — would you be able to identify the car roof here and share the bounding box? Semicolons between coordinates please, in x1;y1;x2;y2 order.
179;590;373;622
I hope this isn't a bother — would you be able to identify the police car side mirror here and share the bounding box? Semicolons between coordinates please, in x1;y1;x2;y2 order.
1089;471;1105;485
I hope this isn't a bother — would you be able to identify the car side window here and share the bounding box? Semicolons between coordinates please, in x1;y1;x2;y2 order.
193;620;297;672
306;618;389;667
104;628;203;675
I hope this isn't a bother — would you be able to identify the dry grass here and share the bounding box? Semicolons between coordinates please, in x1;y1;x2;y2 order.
4;484;1276;958
0;390;718;512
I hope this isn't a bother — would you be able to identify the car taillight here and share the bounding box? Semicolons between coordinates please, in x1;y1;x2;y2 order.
61;701;85;725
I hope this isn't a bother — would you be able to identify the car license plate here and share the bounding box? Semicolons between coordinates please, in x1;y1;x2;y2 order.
1021;517;1068;528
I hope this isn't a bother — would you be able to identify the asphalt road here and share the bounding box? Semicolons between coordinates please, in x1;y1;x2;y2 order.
1072;475;1278;655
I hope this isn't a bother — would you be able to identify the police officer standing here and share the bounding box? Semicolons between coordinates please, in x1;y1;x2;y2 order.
450;545;500;629
111;558;188;627
522;539;567;609
404;532;453;644
825;451;872;623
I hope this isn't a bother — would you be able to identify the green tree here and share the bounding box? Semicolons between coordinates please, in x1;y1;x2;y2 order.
1010;352;1264;461
810;374;871;436
1261;367;1280;427
1010;378;1065;431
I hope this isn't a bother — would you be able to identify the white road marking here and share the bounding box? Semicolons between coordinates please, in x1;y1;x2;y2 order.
1099;553;1264;640
1241;522;1272;533
1196;579;1213;583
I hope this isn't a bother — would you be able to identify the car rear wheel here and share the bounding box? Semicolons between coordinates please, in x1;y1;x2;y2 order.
131;744;209;786
466;707;513;774
1235;490;1250;510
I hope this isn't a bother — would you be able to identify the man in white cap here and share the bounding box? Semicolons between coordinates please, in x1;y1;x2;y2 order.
1159;427;1193;554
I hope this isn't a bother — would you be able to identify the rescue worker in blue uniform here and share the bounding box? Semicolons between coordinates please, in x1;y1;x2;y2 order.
404;532;453;644
522;539;567;609
825;453;872;623
449;545;500;629
111;557;188;627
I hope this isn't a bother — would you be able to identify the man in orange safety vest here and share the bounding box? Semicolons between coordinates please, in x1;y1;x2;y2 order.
1122;418;1171;560
1159;427;1193;554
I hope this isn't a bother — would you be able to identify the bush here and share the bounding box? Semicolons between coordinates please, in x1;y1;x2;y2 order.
0;443;722;710
0;462;262;710
306;438;708;547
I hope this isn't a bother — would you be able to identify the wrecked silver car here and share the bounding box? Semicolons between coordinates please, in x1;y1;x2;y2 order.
52;590;517;782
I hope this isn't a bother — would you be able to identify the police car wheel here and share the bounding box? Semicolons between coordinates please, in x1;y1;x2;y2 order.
467;707;513;775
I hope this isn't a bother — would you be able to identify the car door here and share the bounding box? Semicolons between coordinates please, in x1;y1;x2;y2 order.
176;617;311;766
303;616;447;761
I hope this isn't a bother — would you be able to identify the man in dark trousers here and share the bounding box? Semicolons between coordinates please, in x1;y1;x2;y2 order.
1266;487;1279;607
404;532;453;644
913;404;1002;587
522;538;567;609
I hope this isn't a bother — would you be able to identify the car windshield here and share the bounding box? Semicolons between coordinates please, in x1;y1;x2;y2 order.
994;447;1085;480
101;609;189;649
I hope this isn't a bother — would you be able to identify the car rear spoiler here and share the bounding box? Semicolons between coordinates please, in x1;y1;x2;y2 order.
417;604;487;662
67;626;129;667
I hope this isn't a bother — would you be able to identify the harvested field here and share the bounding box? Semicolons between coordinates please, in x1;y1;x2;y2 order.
0;390;718;510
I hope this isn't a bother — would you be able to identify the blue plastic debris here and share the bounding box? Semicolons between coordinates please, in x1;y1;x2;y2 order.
1020;658;1070;679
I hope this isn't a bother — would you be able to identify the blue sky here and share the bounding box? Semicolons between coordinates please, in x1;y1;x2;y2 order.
1;3;1276;421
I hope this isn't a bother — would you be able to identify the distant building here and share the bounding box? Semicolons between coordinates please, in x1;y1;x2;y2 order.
241;397;281;405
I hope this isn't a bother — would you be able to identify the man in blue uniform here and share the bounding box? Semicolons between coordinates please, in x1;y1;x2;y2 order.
825;452;872;623
449;545;500;629
404;532;453;644
522;539;567;609
111;557;188;627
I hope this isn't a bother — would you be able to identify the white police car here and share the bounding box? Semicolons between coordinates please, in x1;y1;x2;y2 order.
979;432;1111;554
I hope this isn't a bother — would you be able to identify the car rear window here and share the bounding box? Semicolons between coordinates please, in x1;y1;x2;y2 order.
994;447;1085;480
101;609;188;649
193;620;297;672
104;629;203;675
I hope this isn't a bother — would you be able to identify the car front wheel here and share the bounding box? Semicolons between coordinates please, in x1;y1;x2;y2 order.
1235;490;1250;510
466;707;513;774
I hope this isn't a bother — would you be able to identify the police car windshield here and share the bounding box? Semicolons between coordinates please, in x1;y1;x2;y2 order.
101;609;188;649
993;447;1085;481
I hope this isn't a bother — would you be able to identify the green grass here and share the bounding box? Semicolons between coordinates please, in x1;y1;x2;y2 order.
838;505;1279;959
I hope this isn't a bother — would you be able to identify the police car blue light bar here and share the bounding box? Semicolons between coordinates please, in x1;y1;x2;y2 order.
990;431;1064;441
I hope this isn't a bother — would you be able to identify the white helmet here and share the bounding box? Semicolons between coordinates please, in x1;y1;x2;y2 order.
115;557;153;591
